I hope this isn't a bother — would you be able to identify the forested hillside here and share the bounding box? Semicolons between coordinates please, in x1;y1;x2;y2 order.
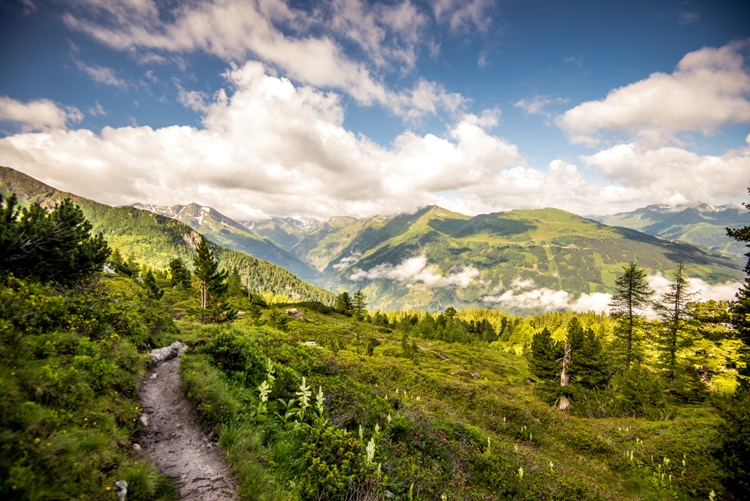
0;166;333;304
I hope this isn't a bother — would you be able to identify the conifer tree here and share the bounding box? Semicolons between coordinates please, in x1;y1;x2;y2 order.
169;257;192;288
567;318;608;389
610;262;653;370
335;292;353;314
527;328;562;383
654;264;696;385
352;289;367;317
0;194;110;285
143;269;164;300
192;236;235;322
227;266;245;297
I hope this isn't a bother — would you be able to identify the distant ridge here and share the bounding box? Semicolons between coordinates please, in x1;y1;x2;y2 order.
598;203;748;258
0;166;334;303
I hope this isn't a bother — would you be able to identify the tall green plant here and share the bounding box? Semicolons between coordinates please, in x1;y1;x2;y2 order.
610;262;653;370
654;264;696;385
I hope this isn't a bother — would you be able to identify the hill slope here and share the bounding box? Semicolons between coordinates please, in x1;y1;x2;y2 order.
295;205;743;311
598;203;749;258
133;203;319;281
0;166;334;303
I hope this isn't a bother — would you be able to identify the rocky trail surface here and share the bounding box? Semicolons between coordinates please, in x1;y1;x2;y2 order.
137;343;239;501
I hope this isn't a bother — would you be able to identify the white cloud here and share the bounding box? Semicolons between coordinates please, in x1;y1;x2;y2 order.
557;41;750;147
580;138;750;206
515;95;570;123
62;0;465;119
349;255;479;288
74;59;128;89
0;96;82;131
88;101;107;116
433;0;493;33
333;252;362;270
483;277;611;313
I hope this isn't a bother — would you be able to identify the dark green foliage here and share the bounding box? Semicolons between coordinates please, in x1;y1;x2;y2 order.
567;319;609;390
335;292;352;315
352;289;367;317
610;262;653;369
227;266;246;298
192;236;235;323
168;257;191;288
654;264;696;385
718;391;750;499
0;194;110;285
612;365;666;417
298;426;379;501
143;269;164;300
526;328;562;383
267;308;289;331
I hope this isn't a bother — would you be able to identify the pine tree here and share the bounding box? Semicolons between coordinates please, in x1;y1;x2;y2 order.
143;269;164;300
169;257;192;288
567;319;608;389
653;264;696;385
352;290;367;317
227;266;245;297
193;236;228;309
526;328;562;383
609;262;653;370
0;194;110;285
335;292;353;314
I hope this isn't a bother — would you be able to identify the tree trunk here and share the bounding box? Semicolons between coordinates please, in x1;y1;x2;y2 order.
560;342;571;387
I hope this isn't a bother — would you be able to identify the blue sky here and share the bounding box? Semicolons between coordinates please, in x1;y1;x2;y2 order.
0;0;749;220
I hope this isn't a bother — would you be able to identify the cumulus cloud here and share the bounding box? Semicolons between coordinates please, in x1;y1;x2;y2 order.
332;252;362;270
0;96;82;131
557;41;750;147
349;255;479;288
62;0;466;119
580;138;750;206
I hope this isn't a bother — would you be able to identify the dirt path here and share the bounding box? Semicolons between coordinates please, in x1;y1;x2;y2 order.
138;356;239;501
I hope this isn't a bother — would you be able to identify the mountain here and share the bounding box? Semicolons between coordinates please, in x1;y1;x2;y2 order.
598;203;749;258
0;166;334;303
240;215;358;251
294;205;744;311
133;203;319;281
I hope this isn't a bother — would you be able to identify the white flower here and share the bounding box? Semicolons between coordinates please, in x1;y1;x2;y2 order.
315;386;325;414
518;467;524;479
258;380;271;403
296;377;311;411
366;437;375;463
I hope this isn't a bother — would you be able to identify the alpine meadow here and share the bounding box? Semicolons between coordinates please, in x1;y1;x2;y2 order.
2;1;750;501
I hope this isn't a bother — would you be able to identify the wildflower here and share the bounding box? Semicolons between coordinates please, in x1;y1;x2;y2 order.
258;381;271;403
518;467;524;479
549;461;554;471
630;450;634;461
709;490;716;500
296;377;312;411
487;437;491;450
374;423;380;434
359;425;364;440
106;487;111;491
386;414;392;424
366;437;375;463
315;386;325;414
664;457;670;466
266;358;275;383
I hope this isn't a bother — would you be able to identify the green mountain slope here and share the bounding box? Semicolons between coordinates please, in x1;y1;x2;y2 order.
133;203;319;281
599;203;749;258
298;205;743;311
240;216;357;250
0;166;334;303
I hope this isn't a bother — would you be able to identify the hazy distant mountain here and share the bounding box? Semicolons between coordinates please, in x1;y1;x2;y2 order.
0;166;334;303
598;203;748;258
240;216;357;250
133;203;319;281
295;205;744;310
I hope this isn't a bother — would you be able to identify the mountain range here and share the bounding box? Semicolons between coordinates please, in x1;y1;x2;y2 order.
597;203;748;258
2;166;746;312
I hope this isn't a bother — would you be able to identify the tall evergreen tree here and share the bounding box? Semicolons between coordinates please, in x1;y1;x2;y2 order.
142;269;164;300
609;262;653;369
169;257;192;288
227;266;245;297
194;236;227;308
654;264;696;385
567;318;608;389
352;289;367;317
335;292;353;314
527;328;562;383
